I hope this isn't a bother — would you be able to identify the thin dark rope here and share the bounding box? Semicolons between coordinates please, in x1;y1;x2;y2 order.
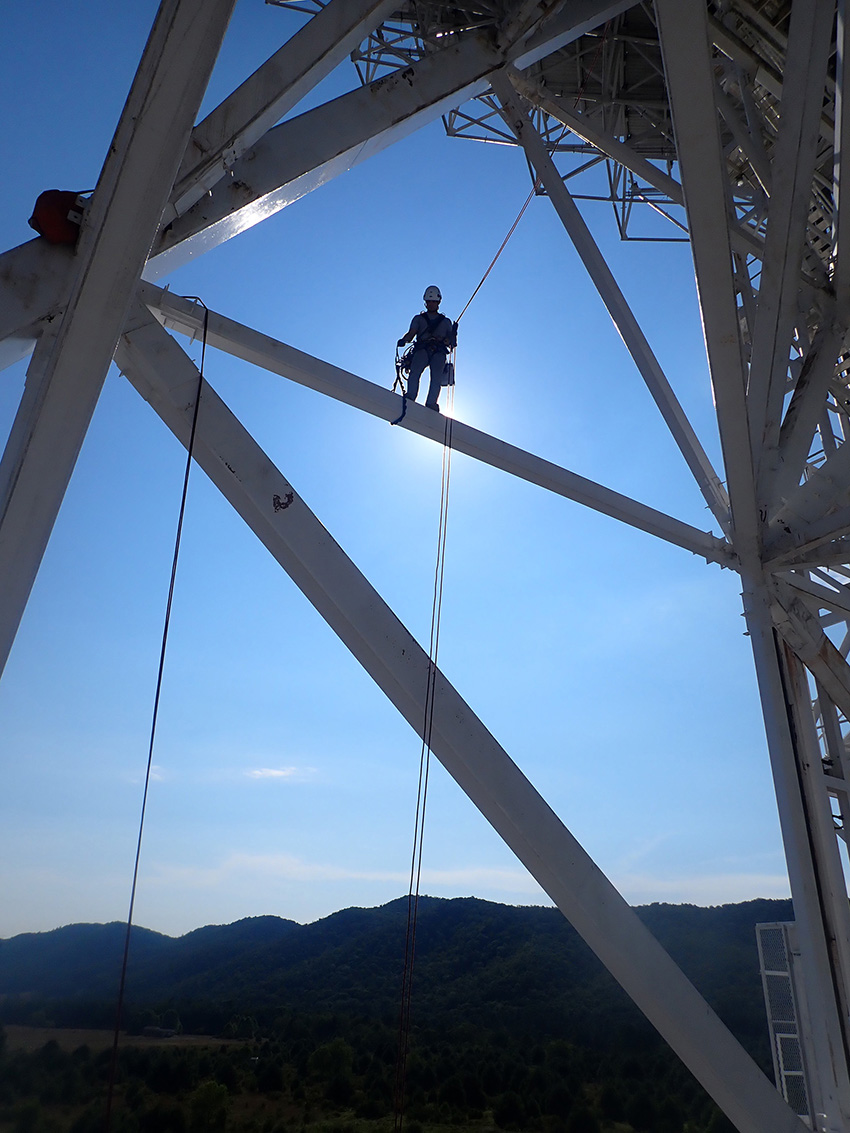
455;193;538;323
392;33;610;1110
456;22;610;324
103;301;209;1132
393;363;456;1133
391;29;611;1118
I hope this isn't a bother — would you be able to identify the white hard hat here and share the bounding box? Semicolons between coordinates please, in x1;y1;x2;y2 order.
423;285;442;302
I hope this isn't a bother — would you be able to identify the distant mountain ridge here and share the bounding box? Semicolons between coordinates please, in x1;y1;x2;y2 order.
0;913;298;999
0;896;793;1057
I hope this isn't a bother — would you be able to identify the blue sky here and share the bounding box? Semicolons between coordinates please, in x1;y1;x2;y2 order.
0;1;789;938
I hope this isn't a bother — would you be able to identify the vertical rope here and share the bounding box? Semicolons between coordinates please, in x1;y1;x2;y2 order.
103;301;209;1132
393;357;456;1133
391;28;610;1108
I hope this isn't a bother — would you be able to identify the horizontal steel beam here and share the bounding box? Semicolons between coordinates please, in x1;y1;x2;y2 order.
143;284;734;566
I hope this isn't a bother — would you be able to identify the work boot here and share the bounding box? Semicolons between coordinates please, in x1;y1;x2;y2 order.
426;402;440;412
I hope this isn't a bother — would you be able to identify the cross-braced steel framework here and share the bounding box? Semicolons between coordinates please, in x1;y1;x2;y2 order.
3;0;850;1129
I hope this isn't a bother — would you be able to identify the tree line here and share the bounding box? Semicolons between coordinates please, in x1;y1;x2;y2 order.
0;1011;737;1133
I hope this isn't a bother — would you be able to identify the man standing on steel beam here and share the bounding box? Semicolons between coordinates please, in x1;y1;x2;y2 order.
397;285;457;411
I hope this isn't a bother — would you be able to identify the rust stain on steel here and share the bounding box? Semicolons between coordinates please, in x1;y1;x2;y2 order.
273;491;294;512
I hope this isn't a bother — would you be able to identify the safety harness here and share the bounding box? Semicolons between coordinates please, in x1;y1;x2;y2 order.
417;312;454;356
392;314;456;425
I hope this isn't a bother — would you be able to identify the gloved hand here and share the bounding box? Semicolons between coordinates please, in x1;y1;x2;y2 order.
397;338;406;348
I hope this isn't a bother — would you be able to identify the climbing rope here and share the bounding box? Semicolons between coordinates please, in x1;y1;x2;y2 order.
389;169;548;426
389;186;533;1085
456;22;611;324
392;31;613;1123
393;366;455;1133
104;300;209;1132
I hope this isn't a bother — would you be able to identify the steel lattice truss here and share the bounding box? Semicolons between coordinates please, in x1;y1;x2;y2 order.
3;0;850;1129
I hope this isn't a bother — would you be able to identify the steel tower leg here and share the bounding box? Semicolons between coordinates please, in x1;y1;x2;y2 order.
0;0;235;678
653;1;850;1128
744;578;850;1132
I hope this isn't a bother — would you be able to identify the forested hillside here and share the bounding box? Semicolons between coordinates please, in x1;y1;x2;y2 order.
0;896;793;1133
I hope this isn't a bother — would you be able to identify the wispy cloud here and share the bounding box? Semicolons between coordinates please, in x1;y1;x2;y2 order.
612;832;675;872
614;871;791;906
147;852;543;895
127;764;166;785
145;855;788;911
245;767;315;781
423;867;544;893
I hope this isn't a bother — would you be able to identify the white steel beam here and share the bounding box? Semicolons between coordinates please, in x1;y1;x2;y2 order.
0;0;235;679
708;12;835;145
150;34;504;276
497;0;564;50
0;5;634;350
658;2;850;1126
168;0;399;218
771;441;850;533
836;0;850;309
772;627;850;1030
819;684;850;794
150;0;633;275
766;504;850;567
490;68;731;536
778;572;850;622
713;78;772;199
709;16;784;104
742;581;850;1130
786;542;850;571
116;307;806;1133
515;0;633;65
773;317;845;509
734;60;776;194
0;240;75;364
780;7;850;542
776;646;850;1130
655;0;758;559
772;580;850;724
506;70;685;205
747;0;834;478
143;285;734;566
